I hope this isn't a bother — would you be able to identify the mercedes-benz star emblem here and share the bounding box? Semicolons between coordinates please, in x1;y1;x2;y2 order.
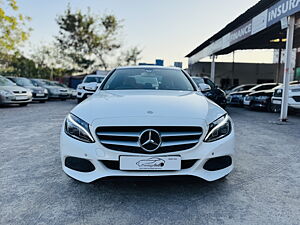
139;129;162;152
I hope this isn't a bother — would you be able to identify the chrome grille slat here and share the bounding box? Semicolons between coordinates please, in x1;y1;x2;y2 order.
96;126;203;154
160;132;202;137
97;131;140;137
100;140;139;147
161;139;200;147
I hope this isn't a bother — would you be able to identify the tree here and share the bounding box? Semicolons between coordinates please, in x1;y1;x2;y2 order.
55;7;122;73
118;47;142;66
0;0;31;53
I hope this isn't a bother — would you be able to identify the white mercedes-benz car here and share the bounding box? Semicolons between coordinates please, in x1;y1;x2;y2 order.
60;66;235;183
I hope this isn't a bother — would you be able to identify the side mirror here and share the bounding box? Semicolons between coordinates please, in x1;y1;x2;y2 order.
84;82;98;92
198;83;211;92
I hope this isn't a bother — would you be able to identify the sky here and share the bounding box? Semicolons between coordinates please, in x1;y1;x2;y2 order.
18;0;274;68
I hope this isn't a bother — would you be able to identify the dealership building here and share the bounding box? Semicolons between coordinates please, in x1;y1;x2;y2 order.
186;0;300;121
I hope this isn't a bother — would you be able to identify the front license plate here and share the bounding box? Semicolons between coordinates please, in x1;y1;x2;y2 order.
272;100;281;104
16;96;27;100
120;156;181;171
36;93;44;97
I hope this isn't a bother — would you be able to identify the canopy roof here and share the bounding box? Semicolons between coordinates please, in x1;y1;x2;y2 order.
186;0;300;63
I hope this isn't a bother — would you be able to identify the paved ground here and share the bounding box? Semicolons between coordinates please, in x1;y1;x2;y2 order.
0;101;299;225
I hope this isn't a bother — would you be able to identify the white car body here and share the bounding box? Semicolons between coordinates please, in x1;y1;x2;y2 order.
61;66;235;183
272;84;300;110
76;75;106;102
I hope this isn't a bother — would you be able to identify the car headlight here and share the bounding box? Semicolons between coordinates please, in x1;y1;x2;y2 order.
64;114;95;143
0;90;14;96
204;114;232;142
44;89;48;94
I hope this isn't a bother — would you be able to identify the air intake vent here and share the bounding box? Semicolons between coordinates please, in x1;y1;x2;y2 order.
96;126;203;154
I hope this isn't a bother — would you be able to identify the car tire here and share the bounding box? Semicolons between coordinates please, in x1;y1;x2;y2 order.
266;103;272;112
61;99;67;101
39;100;46;103
271;104;280;113
77;98;83;104
19;103;28;107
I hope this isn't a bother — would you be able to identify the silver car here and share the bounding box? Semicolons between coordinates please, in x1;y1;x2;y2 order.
7;77;48;103
0;76;32;106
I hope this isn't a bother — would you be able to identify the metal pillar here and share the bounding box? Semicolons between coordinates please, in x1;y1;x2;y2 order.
280;15;295;122
276;44;282;83
210;54;216;82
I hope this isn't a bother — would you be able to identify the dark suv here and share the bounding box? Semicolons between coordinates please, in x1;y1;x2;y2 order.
192;77;227;108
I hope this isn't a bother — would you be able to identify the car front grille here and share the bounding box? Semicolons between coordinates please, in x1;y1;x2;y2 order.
292;96;300;102
13;91;27;94
96;126;203;154
100;159;198;170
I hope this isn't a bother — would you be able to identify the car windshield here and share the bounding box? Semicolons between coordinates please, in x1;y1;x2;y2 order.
192;77;204;86
0;76;16;86
13;77;34;86
84;76;104;83
37;80;57;86
102;68;195;91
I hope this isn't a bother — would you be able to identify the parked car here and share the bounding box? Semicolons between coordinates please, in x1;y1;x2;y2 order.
0;75;32;106
225;84;256;95
61;66;235;183
7;77;48;103
271;83;300;112
76;74;106;103
51;81;77;99
227;83;279;106
243;88;278;112
192;77;227;108
31;79;70;100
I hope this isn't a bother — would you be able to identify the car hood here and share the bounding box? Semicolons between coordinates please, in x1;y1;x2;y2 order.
71;90;226;124
0;85;28;92
23;85;44;91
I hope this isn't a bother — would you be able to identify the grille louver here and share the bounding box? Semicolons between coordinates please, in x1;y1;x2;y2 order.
96;126;203;154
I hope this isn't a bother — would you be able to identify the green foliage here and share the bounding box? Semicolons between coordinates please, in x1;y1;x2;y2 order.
0;0;31;53
119;47;142;66
56;7;134;72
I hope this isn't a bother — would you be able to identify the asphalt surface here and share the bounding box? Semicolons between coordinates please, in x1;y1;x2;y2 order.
0;101;300;225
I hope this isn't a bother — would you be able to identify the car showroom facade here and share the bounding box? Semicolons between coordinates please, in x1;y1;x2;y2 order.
186;0;300;121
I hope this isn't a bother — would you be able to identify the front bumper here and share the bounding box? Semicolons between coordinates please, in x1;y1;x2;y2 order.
272;97;300;110
77;90;94;100
60;127;235;183
49;93;70;99
0;95;32;105
32;93;48;101
227;96;244;106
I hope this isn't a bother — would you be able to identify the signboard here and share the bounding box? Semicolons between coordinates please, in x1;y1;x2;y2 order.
230;21;252;45
267;0;300;27
281;17;288;29
251;10;268;35
188;0;300;64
